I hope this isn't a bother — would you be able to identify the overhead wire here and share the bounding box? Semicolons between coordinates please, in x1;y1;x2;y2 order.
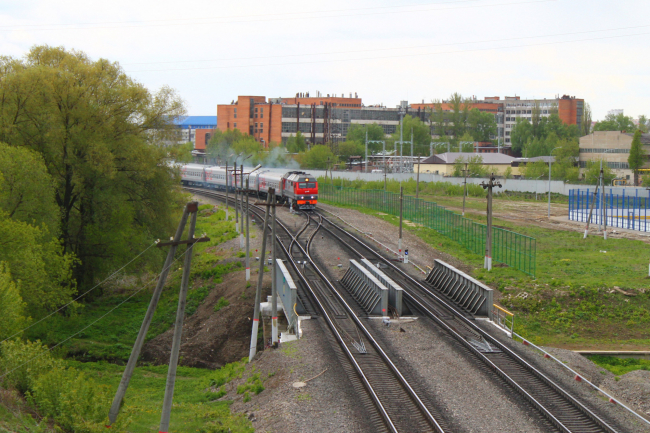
0;241;159;345
0;0;554;32
124;23;650;66
0;243;195;382
125;30;650;73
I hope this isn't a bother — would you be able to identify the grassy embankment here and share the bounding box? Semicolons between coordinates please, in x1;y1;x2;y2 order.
1;205;261;432
319;179;650;350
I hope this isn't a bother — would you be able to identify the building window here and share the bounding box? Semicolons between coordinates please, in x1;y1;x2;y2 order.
255;114;258;118
234;123;237;128
260;108;264;118
234;108;237;119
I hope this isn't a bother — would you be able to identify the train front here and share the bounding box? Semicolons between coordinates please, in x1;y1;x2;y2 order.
294;175;318;210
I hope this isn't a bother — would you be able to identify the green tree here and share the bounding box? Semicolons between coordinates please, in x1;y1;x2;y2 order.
0;46;186;292
584;160;615;185
467;108;496;142
430;100;448;137
0;143;58;234
286;131;307;153
167;142;194;163
452;155;488;177
628;130;645;185
390;115;431;154
0;262;26;341
638;115;648;133
337;141;365;162
448;92;470;141
458;132;475;152
346;123;385;152
582;103;592;135
594;113;636;132
521;160;549;179
206;128;246;162
511;118;533;156
298;145;336;169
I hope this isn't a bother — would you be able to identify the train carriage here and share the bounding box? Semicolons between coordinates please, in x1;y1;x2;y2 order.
180;163;206;186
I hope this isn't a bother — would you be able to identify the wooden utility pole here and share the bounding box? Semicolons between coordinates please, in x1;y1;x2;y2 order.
398;186;404;261
225;163;229;221
249;190;273;362
246;178;251;281
462;162;468;216
108;203;195;426
240;164;245;248
583;183;600;239
160;206;200;433
481;174;501;271
416;155;421;199
271;193;278;347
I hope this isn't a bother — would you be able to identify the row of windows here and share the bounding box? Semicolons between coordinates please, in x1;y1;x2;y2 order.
579;148;629;154
578;161;630;169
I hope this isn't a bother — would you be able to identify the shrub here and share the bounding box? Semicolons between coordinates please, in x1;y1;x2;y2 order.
0;340;63;394
214;297;230;312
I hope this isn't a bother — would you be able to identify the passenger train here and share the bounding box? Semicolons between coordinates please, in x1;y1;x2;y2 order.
179;164;318;210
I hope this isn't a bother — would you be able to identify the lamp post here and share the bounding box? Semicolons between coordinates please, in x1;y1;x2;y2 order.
244;164;263;281
238;154;253;249
548;147;561;218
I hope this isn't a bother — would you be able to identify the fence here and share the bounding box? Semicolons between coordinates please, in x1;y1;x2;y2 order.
319;184;536;276
569;189;650;232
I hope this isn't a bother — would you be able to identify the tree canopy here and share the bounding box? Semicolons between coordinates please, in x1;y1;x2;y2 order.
594;113;636;132
628;130;645;185
298;145;336;169
0;45;186;294
510;113;580;157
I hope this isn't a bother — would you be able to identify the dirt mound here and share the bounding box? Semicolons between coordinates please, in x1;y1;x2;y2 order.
142;268;271;369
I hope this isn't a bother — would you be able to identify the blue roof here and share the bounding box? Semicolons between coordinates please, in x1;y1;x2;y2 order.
174;116;217;128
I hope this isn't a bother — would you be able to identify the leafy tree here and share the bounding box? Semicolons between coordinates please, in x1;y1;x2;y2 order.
167;142;194;163
458;132;475;152
448;92;470;140
298;145;336;169
582;103;592;135
521;160;549;179
206;128;246;162
594;113;636;132
0;262;26;341
0;143;58;234
638;115;649;133
0;46;186;292
390;115;431;154
286;131;307;153
430;100;448;137
511;113;580;157
584;160;615;185
346;123;385;152
452;155;488;177
511;118;533;156
628;130;645;185
337;141;365;162
467;108;496;142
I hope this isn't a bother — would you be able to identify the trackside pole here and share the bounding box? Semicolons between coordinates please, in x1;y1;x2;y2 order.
240;164;245;249
398;186;403;261
235;167;240;234
108;204;192;426
249;190;273;362
583;184;600;239
271;194;278;347
481;174;501;271
246;178;251;281
225;163;229;222
160;207;199;433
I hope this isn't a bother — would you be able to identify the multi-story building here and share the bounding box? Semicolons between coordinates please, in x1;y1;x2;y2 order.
217;94;430;146
174;116;217;146
579;131;650;182
216;93;584;152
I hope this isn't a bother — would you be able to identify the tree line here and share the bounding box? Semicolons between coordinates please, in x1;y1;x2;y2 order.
0;46;186;337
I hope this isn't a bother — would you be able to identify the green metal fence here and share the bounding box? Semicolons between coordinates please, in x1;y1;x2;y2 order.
319;184;536;276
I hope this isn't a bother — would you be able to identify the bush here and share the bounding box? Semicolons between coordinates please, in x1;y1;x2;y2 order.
0;340;63;394
214;297;230;312
27;366;110;432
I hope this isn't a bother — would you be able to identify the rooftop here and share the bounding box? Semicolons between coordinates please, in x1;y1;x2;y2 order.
174;116;217;128
423;152;515;165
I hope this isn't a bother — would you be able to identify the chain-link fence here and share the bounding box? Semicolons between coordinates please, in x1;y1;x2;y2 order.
319;184;536;276
569;188;650;232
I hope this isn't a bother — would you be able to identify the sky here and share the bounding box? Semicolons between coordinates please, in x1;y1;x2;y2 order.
1;0;649;120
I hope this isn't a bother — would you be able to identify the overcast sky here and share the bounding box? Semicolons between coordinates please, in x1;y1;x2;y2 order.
1;0;648;120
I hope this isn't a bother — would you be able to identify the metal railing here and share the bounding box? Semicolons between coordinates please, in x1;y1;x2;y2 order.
425;259;494;319
493;304;514;336
569;188;650;232
319;184;536;276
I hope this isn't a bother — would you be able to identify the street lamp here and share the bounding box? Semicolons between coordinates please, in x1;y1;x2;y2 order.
548;147;561;218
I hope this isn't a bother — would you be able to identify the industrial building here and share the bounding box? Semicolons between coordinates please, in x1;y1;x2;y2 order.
579;131;650;181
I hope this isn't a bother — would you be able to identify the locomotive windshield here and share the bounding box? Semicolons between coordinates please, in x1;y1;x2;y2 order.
298;182;316;189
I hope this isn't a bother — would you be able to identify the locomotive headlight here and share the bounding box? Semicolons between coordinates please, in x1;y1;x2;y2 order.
311;196;315;199
300;196;305;199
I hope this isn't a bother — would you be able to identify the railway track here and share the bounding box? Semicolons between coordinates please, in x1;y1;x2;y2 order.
314;210;622;433
184;187;448;433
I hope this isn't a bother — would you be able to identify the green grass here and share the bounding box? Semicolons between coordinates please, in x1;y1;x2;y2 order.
586;355;650;376
214;297;230;312
66;360;253;433
25;207;240;362
320;198;650;349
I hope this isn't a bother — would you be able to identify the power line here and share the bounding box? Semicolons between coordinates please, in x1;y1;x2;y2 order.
0;245;193;382
0;241;158;345
126;31;650;73
0;0;553;32
124;23;650;67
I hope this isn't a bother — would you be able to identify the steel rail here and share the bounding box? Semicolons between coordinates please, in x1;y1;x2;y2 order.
184;187;441;432
316;211;619;433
